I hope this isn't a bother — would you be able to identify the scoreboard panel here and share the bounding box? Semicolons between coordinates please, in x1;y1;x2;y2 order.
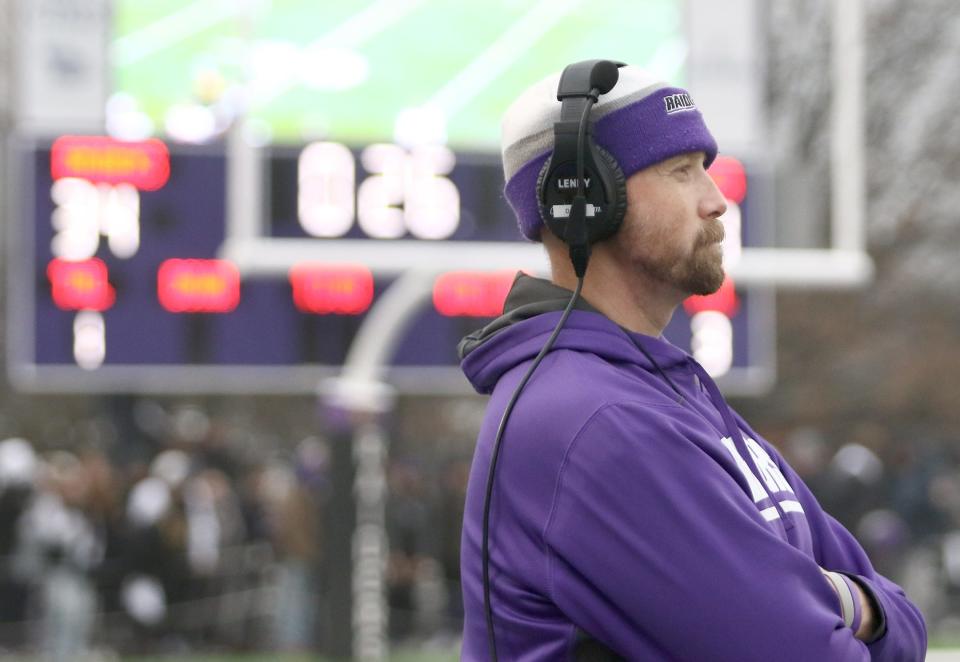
6;137;774;395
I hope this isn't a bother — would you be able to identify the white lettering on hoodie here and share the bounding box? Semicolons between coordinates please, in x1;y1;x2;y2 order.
720;436;805;521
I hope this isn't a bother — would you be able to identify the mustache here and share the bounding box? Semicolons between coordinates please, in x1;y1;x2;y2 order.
696;221;725;248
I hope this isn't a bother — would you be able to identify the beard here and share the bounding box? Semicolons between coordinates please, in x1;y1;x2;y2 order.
634;219;726;296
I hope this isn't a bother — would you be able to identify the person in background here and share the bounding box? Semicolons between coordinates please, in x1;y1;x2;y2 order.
16;450;102;661
0;439;39;649
259;455;322;651
386;459;429;643
437;457;471;635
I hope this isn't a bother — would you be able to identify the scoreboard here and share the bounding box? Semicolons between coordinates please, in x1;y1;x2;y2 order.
6;136;774;395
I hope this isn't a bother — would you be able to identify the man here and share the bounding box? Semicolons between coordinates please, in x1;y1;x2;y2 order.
457;63;926;661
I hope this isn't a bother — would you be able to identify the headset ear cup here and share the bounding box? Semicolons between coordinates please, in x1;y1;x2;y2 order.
536;145;627;245
535;155;554;226
592;144;627;242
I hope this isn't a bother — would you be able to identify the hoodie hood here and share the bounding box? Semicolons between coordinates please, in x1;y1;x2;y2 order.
458;272;691;394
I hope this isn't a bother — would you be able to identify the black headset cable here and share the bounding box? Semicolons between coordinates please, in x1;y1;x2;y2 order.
483;77;598;662
482;276;585;662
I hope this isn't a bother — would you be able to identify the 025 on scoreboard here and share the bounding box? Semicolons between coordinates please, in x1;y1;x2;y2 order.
6;136;773;395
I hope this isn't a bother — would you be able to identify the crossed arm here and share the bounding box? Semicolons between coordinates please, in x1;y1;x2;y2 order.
543;403;926;660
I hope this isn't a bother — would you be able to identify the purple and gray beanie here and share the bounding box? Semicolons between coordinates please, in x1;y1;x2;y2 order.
501;65;719;241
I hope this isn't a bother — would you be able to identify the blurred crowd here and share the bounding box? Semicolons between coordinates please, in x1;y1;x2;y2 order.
0;400;471;659
0;402;336;659
3;400;960;657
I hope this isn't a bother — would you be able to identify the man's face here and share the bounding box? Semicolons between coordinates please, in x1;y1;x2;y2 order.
613;151;728;296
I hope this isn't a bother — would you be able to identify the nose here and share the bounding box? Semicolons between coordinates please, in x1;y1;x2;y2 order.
701;172;728;220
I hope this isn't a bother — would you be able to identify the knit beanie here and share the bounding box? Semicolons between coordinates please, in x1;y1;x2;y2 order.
501;65;718;241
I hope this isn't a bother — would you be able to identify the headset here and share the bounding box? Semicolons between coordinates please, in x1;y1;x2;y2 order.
537;58;628;277
481;59;628;661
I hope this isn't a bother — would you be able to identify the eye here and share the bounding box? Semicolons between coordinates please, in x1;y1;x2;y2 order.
673;164;693;178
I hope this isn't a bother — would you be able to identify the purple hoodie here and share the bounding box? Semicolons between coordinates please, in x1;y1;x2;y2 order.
458;274;926;661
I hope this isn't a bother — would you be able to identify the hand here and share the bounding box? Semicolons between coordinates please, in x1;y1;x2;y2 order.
851;578;878;642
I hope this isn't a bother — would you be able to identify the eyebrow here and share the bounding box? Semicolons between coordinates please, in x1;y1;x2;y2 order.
673;153;701;165
674;152;710;170
659;154;696;171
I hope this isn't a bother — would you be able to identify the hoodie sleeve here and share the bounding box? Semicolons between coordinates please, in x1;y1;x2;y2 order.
772;451;928;661
543;402;876;662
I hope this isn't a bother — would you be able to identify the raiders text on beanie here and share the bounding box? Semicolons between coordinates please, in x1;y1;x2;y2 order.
501;65;718;241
